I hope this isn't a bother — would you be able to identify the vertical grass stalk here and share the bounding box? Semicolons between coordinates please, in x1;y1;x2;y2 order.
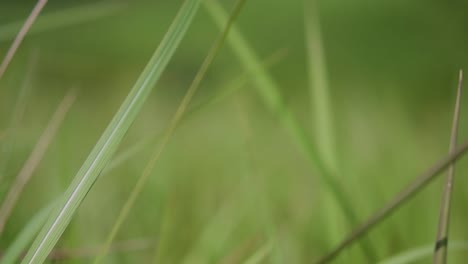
204;0;376;260
433;70;464;264
304;0;336;171
21;0;201;262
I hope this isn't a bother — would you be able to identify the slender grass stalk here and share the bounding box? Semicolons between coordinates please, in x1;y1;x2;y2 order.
204;0;376;260
0;51;39;183
93;1;248;262
304;0;336;171
0;0;48;80
20;0;201;262
0;90;75;236
315;140;468;263
433;70;463;264
379;241;468;264
0;2;124;43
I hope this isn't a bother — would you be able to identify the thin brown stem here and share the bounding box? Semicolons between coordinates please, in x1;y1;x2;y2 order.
0;0;48;80
316;140;468;263
433;70;464;264
0;90;75;236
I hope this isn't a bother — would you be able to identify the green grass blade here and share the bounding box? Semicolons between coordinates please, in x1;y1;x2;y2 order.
1;134;151;264
0;2;124;42
93;0;248;262
204;0;375;260
21;0;201;262
0;204;54;264
434;70;463;264
304;0;336;171
379;241;468;264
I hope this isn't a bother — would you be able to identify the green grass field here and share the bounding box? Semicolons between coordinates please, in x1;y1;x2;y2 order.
1;0;468;263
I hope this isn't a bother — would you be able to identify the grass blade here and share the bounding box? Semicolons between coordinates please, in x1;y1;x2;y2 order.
93;0;248;262
0;204;54;264
379;241;468;264
1;134;152;264
433;70;464;263
0;0;48;80
0;2;124;43
304;0;336;171
0;90;76;236
20;0;201;262
0;51;39;183
243;241;274;264
315;140;468;263
204;0;376;260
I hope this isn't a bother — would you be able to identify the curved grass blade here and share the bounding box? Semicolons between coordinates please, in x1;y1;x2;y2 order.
315;140;468;263
433;70;463;264
0;2;124;43
93;0;248;262
379;241;468;264
204;0;376;260
0;90;76;236
21;0;201;262
0;0;48;80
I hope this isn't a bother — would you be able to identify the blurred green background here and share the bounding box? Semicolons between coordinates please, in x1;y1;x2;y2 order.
1;0;468;263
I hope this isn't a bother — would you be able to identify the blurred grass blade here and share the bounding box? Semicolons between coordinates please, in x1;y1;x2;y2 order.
234;96;283;264
0;204;53;264
0;90;75;236
186;48;288;116
379;241;468;264
0;0;48;80
434;70;463;264
315;140;468;263
0;52;39;183
243;241;274;264
204;0;376;260
182;201;239;264
0;2;124;43
21;0;201;263
93;0;248;262
304;0;336;171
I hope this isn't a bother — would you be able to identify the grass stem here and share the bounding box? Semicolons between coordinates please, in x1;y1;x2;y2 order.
0;0;48;80
316;139;468;263
433;70;464;264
